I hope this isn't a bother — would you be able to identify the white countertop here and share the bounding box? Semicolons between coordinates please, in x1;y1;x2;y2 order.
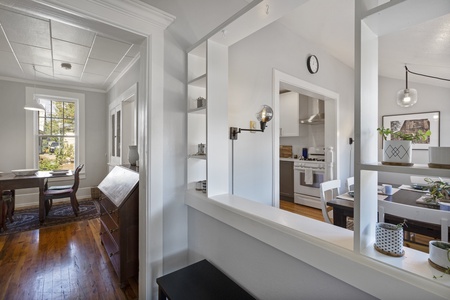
280;157;298;162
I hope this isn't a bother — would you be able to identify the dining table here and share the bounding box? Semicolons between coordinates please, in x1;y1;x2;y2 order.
327;185;450;241
0;170;73;231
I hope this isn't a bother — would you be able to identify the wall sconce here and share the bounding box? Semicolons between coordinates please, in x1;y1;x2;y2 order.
397;66;450;108
24;65;45;112
230;105;273;140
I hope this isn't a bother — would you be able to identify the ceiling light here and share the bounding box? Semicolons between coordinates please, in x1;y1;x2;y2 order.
396;66;417;107
61;63;72;70
24;65;45;112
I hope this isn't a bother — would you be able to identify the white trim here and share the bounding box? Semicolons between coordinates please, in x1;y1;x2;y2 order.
272;69;340;207
0;76;106;93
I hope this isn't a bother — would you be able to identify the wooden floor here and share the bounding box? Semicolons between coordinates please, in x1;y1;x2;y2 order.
280;199;431;252
0;218;137;300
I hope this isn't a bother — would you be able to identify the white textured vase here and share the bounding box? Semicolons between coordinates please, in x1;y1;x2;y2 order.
128;145;139;166
375;222;404;256
382;140;412;165
429;241;450;270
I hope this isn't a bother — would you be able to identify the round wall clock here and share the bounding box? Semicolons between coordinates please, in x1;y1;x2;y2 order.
307;55;319;74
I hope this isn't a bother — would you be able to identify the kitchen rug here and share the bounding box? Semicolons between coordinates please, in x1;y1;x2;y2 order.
0;199;99;236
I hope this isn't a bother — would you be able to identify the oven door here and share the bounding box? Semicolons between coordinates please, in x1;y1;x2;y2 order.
293;168;324;197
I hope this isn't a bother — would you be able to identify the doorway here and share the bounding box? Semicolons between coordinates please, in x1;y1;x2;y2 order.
272;69;339;208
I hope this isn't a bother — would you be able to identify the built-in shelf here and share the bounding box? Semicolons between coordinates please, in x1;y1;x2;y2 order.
188;106;206;114
361;163;450;177
189;154;207;160
188;74;206;88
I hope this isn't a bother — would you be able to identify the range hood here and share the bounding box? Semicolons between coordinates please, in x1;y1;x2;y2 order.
299;98;325;124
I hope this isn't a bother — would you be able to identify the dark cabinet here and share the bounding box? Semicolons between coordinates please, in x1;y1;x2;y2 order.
280;160;294;201
98;166;139;288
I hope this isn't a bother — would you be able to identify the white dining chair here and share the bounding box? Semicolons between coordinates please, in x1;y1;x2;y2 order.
378;201;449;243
320;179;341;224
346;177;354;192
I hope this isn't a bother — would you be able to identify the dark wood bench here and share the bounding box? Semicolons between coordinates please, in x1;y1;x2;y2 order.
156;259;256;300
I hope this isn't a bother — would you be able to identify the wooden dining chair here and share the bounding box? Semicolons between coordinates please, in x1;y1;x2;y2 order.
2;190;15;223
319;179;341;224
44;164;84;216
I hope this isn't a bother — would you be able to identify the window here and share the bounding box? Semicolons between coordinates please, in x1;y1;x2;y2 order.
37;98;76;171
25;87;85;172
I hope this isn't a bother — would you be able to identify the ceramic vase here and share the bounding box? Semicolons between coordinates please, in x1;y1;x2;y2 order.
429;241;450;270
382;140;412;166
375;222;404;257
128;145;139;166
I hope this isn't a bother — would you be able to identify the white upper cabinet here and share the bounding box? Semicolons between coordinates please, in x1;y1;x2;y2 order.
279;92;299;137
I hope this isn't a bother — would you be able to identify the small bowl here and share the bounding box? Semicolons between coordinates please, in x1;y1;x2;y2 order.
11;169;38;176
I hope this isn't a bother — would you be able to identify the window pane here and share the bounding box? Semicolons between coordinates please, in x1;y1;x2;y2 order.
64;119;75;135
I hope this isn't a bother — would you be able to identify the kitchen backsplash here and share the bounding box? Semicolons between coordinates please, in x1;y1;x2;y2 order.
280;123;324;158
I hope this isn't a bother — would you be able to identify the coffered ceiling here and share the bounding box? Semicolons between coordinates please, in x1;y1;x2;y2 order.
0;4;143;91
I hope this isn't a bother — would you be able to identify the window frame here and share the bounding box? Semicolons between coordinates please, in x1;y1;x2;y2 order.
26;87;85;177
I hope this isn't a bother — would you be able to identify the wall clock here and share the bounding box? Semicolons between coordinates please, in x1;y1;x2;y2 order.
307;55;319;74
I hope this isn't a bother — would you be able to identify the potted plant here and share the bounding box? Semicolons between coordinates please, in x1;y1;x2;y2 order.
377;127;431;166
424;177;450;204
429;241;450;275
374;220;407;257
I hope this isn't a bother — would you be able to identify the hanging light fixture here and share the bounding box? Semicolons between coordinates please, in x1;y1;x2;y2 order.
24;65;45;112
396;66;417;107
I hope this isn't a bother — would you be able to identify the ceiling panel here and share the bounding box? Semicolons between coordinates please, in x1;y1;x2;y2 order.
84;58;116;76
51;20;95;47
80;72;107;85
52;39;90;65
11;43;52;67
21;64;53;79
0;8;50;49
89;36;131;63
0;50;22;75
115;56;133;73
0;27;11;52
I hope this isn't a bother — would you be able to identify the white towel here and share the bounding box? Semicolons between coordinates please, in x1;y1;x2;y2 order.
305;168;313;185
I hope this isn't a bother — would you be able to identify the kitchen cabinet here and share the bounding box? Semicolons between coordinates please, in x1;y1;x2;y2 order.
280;160;294;201
280;92;299;137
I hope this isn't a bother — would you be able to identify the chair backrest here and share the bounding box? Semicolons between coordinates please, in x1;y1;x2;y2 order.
72;164;84;193
346;177;354;192
378;201;449;242
319;179;341;224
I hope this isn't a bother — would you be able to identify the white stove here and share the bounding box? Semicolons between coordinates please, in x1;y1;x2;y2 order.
293;147;328;209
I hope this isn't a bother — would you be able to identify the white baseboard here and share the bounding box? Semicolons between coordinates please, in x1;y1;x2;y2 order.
14;187;93;209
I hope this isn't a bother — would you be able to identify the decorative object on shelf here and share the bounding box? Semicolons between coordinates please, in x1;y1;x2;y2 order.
229;105;273;140
24;65;45;112
377;126;430;166
397;66;450;108
374;221;406;257
424;177;450;204
197;143;206;155
428;147;450;169
306;55;319;74
428;241;450;274
381;111;439;150
128;145;139;166
195;180;207;193
196;97;206;108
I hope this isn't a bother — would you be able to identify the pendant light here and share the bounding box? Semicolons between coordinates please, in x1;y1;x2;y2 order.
24;65;45;112
396;66;417;107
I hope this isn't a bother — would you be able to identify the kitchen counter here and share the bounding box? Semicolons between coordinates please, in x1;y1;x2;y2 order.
280;157;298;162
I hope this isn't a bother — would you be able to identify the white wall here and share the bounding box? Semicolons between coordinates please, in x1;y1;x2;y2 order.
378;76;450;184
0;79;108;196
188;208;376;300
229;21;355;204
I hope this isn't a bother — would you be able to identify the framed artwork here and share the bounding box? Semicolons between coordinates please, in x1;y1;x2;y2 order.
382;111;440;150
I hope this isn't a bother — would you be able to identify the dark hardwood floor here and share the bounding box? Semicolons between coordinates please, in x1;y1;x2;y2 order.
0;218;137;300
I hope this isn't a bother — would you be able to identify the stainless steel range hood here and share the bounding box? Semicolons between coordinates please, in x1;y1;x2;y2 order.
299;98;325;124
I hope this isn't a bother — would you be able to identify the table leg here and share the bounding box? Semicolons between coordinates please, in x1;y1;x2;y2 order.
39;183;45;224
0;188;4;232
332;207;348;228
